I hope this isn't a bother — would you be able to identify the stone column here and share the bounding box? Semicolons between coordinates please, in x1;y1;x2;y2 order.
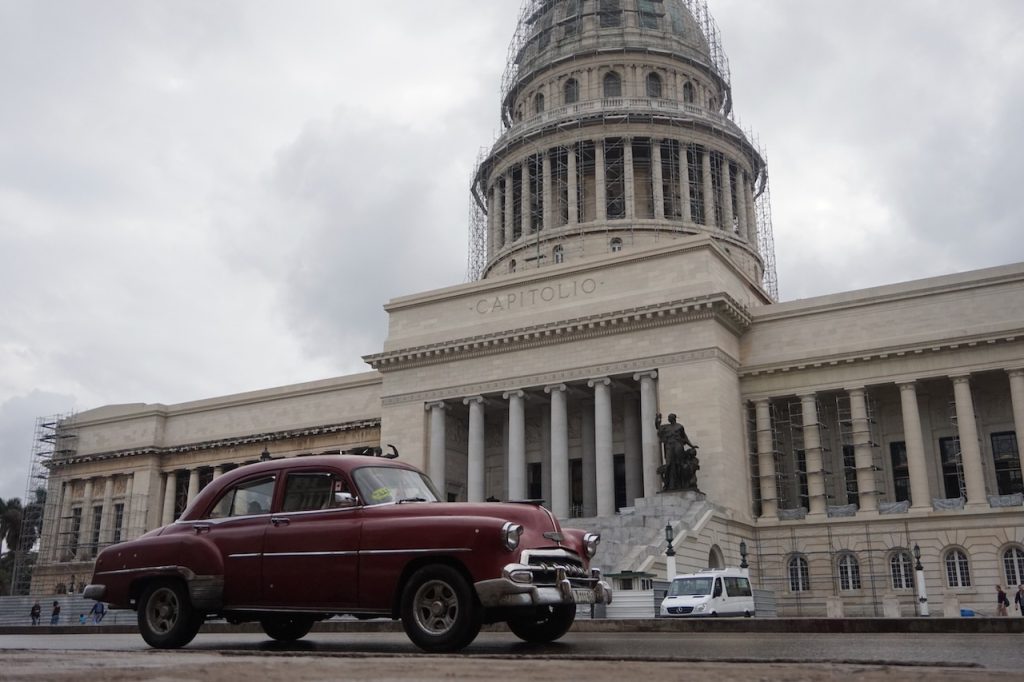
542;150;553;231
595;140;607;222
652;140;665;220
848;388;879;512
186;467;201;507
635;371;660;497
680;145;692;222
504;170;515;245
590;378;615;517
722;160;734;231
701;147;715;227
623;395;643;505
899;382;932;511
78;478;94;559
1007;369;1024;489
57;480;73;561
520;160;531;236
161;471;177;526
567;143;579;225
213;465;224;479
98;477;114;548
735;168;748;237
427;401;448;496
800;395;827;515
754;399;778;518
951;375;987;505
581;401;597;516
464;396;486;503
623;138;635;220
505;390;527;501
489;183;501;252
123;474;134;541
546;384;570;519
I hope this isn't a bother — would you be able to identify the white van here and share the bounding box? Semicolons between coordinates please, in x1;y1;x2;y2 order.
660;568;755;618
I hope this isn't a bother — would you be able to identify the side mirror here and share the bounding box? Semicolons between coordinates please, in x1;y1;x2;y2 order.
333;492;357;508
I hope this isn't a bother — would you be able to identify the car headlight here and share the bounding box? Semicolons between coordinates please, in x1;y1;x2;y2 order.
502;522;523;551
695;603;707;612
583;532;601;559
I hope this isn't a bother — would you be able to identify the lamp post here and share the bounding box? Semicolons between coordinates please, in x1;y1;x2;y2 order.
739;540;749;576
664;523;677;580
913;543;929;617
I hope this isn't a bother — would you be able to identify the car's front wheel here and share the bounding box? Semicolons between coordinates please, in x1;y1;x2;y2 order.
400;564;482;653
260;614;316;641
137;580;204;649
507;604;576;643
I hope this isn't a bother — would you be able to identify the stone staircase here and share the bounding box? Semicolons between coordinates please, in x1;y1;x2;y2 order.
568;490;719;576
0;594;135;627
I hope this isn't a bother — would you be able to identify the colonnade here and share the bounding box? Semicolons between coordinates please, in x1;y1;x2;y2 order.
487;137;758;259
752;370;1024;519
427;371;661;520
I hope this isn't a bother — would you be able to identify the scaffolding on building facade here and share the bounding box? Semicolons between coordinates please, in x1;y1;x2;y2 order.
9;414;76;595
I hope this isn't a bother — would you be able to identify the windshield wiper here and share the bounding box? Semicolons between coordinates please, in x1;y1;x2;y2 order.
397;496;428;504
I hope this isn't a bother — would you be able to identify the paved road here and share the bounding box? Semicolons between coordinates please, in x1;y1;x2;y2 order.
1;631;1019;679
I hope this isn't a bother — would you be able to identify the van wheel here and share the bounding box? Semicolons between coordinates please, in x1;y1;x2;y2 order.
400;564;482;653
744;610;754;618
137;580;204;649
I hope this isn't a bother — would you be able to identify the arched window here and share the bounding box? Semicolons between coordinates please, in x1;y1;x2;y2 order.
552;245;564;264
890;550;914;590
1003;546;1024;585
564;78;579;105
945;548;971;587
645;72;662;98
509;259;517;274
838;553;861;591
610;237;623;252
534;93;545;115
682;81;695;104
603;72;622;98
708;545;725;570
788;555;809;592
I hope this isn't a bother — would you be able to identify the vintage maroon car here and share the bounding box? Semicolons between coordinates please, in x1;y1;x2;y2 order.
84;451;611;652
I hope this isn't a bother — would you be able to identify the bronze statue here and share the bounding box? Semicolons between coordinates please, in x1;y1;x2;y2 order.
655;412;700;492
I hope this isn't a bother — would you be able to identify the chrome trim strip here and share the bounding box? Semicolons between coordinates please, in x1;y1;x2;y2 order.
95;565;191;578
263;551;358;558
227;553;262;559
361;548;472;556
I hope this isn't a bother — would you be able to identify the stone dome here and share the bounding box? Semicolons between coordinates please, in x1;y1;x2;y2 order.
502;0;731;124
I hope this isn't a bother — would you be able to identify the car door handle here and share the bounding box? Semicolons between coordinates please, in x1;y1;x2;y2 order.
270;517;290;527
192;523;211;535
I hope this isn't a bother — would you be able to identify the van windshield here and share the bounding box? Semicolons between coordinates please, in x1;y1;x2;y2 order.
668;577;713;596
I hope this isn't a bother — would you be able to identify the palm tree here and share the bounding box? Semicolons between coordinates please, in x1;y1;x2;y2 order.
0;497;24;556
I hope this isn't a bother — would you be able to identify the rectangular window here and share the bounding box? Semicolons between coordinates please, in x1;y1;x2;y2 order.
570;458;583;516
991;431;1022;495
724;576;752;597
796;449;809;509
112;503;125;544
90;506;103;556
282;472;336;512
68;507;82;558
939;437;965;499
638;0;660;29
599;0;621;28
528;462;543;501
564;0;583;36
613;453;626;512
842;445;859;507
889;441;910;503
604;139;626;219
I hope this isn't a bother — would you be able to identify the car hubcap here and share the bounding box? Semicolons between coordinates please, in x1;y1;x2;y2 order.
147;588;178;634
414;580;458;635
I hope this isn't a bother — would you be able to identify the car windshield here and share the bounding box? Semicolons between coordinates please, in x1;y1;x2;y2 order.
668;577;713;597
353;466;441;506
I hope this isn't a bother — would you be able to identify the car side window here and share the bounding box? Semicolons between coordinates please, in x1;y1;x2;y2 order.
724;576;752;597
282;472;349;512
208;476;276;519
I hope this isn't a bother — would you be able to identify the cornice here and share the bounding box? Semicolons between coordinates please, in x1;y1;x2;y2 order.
47;418;381;471
366;292;751;373
740;330;1023;379
381;347;739;407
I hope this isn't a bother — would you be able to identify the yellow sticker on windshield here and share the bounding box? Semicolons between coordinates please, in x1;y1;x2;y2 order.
371;487;391;502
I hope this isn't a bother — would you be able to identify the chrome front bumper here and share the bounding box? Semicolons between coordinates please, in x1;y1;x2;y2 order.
475;564;613;609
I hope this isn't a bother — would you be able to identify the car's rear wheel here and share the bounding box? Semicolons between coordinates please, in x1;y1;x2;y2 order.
400;564;481;653
507;604;576;643
137;580;204;649
260;614;316;641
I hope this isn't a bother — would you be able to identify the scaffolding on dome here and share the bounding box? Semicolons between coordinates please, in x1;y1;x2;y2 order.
501;0;732;120
9;413;76;595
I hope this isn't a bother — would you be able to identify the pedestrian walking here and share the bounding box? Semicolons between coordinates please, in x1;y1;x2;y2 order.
88;601;106;624
1014;584;1024;616
30;602;41;626
996;584;1010;617
49;600;61;625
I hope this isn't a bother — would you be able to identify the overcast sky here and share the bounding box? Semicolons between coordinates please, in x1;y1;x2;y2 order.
2;0;1023;504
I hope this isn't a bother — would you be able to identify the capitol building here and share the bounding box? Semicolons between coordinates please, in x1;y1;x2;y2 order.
21;0;1024;618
